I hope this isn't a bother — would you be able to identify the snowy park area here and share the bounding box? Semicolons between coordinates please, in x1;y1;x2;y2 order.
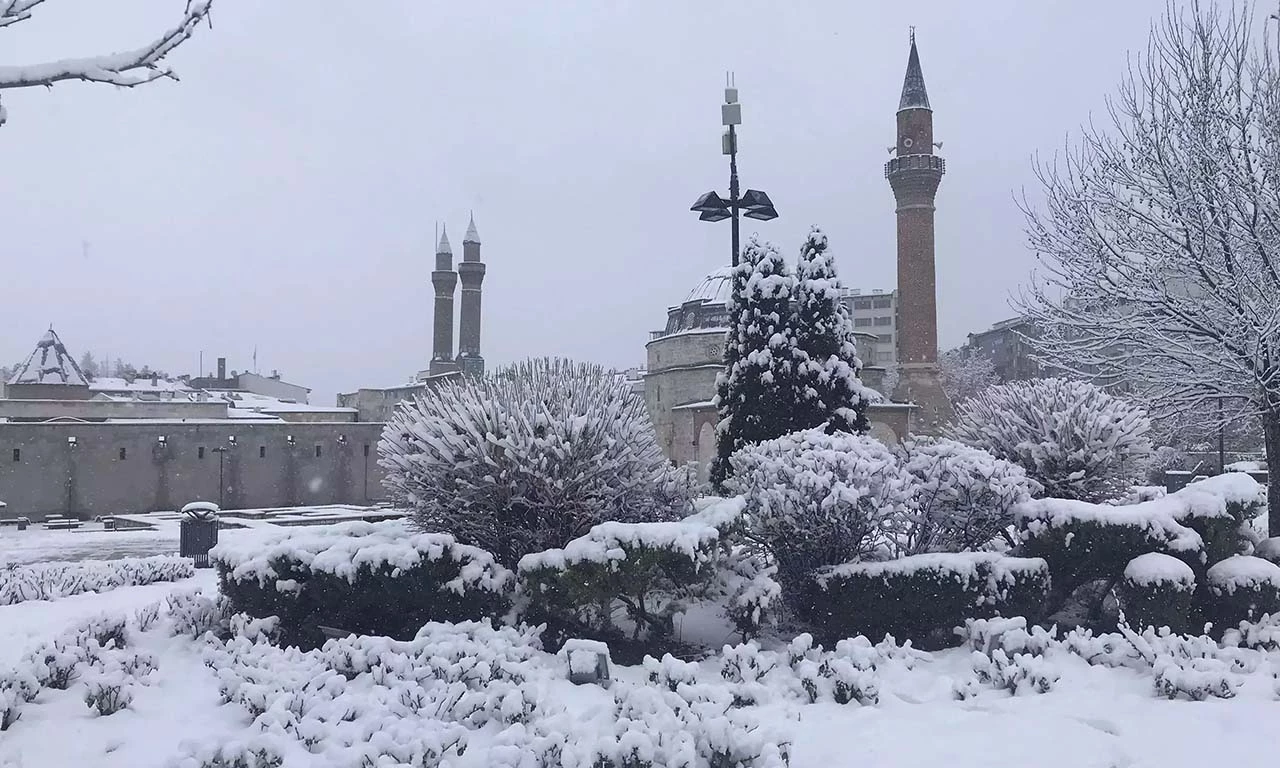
1;570;1279;768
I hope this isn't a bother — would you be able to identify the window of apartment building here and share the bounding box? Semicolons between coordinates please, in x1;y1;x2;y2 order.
259;446;266;458
854;317;873;327
873;298;892;309
873;316;892;326
879;334;893;344
12;448;19;462
854;299;871;310
198;446;205;459
119;447;127;460
315;444;322;458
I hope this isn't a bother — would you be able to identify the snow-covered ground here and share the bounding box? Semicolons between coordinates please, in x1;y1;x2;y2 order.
0;524;276;567
2;576;1278;767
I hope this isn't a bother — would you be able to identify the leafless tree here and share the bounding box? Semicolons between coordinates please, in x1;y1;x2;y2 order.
1016;1;1280;534
938;346;1001;405
0;0;212;127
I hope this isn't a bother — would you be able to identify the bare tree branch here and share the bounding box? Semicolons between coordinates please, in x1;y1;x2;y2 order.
0;0;212;127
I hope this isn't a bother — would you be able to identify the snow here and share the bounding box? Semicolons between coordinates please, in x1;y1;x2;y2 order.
1124;553;1196;588
3;575;1280;766
1206;556;1280;593
816;552;1047;588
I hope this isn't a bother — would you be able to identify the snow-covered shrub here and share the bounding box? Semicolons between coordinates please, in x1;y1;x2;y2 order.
380;357;692;567
518;498;776;657
1146;446;1188;484
134;601;163;632
168;736;286;768
1255;537;1280;565
167;590;233;639
82;669;135;716
1204;556;1280;631
0;555;194;606
213;520;512;648
888;437;1040;556
966;647;1061;696
939;346;1001;405
728;428;911;603
1119;553;1197;634
1015;473;1263;607
947;378;1152;502
1152;656;1240;700
811;553;1049;650
0;666;39;731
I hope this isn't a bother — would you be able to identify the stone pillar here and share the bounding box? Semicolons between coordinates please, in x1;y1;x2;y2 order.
429;227;459;376
457;215;486;376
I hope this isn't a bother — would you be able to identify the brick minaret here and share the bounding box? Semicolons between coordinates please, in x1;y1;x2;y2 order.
456;214;486;376
885;32;953;432
428;226;459;376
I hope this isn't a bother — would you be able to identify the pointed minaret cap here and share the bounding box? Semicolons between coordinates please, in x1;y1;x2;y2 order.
463;212;480;245
898;30;931;111
436;224;452;255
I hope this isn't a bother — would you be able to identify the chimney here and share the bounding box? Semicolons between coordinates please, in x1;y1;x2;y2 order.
217;357;226;380
151;374;158;387
271;369;280;380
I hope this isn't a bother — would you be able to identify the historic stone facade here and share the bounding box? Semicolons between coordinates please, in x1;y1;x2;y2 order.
886;33;953;434
428;215;485;377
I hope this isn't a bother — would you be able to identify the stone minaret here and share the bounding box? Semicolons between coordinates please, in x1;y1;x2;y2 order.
429;226;459;376
456;214;486;375
885;32;953;433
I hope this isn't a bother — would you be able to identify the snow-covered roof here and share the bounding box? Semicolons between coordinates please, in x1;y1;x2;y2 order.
463;214;480;245
681;266;734;306
7;329;89;386
89;376;194;394
206;389;356;415
898;36;931;111
437;225;452;255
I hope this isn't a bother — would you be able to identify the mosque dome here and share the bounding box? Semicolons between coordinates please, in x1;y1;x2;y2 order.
681;266;734;306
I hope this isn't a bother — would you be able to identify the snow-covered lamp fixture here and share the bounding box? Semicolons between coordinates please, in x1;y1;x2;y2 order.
286;435;295;445
337;434;348;445
689;74;778;266
67;436;77;447
157;435;167;445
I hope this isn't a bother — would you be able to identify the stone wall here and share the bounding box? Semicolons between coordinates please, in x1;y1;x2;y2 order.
0;421;387;520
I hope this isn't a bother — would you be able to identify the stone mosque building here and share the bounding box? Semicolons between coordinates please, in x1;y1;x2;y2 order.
644;35;952;476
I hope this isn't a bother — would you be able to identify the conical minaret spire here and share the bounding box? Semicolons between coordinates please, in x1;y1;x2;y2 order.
898;29;931;111
429;223;459;374
457;213;486;375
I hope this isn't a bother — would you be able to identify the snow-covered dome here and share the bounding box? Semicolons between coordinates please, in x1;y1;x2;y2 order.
681;266;734;306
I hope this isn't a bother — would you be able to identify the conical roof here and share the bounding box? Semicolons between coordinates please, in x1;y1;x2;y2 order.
898;35;931;111
463;213;480;245
8;328;89;386
437;225;452;255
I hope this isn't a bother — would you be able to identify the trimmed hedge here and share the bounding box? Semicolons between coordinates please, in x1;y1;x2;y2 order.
212;521;513;649
1203;556;1280;633
1118;553;1196;634
1014;474;1263;604
808;553;1049;650
0;556;194;606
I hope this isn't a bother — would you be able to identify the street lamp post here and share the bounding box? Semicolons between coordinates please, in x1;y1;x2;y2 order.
212;446;227;508
691;76;778;267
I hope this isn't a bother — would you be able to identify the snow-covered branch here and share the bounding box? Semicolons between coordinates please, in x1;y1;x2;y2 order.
0;0;211;127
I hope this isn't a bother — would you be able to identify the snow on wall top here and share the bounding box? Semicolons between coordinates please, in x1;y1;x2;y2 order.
1124;552;1195;588
7;328;89;387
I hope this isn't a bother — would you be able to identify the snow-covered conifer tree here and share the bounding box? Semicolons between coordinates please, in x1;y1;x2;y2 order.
0;1;212;127
792;226;869;434
379;357;692;567
947;378;1151;502
710;236;805;489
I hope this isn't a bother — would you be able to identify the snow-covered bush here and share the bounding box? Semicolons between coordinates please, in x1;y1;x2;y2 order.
1255;537;1280;565
1152;656;1241;701
888;437;1040;556
518;498;779;657
1204;556;1280;631
947;378;1152;502
811;553;1049;650
964;647;1061;696
938;346;1000;405
0;666;38;731
1119;553;1196;634
168;736;285;768
1146;446;1188;484
0;554;193;606
1015;473;1263;609
213;521;513;648
166;590;233;639
82;669;135;716
380;357;692;568
728;428;911;602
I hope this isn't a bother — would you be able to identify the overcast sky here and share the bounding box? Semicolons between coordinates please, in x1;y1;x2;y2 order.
0;0;1208;403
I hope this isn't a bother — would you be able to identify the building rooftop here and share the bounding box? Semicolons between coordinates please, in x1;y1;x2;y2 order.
8;329;89;386
679;266;734;307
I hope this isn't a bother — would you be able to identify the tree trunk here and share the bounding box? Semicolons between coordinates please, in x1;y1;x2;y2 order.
1265;409;1280;538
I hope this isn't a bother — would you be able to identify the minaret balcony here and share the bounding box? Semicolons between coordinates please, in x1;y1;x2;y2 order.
884;154;946;178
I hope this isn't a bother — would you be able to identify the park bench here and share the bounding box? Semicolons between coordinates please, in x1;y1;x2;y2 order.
43;517;83;530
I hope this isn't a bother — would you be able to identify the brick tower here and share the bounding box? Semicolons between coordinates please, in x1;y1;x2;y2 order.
885;32;952;433
456;213;486;376
429;226;459;376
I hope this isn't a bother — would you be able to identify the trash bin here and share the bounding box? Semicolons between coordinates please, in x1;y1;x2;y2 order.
16;517;28;532
179;501;220;568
